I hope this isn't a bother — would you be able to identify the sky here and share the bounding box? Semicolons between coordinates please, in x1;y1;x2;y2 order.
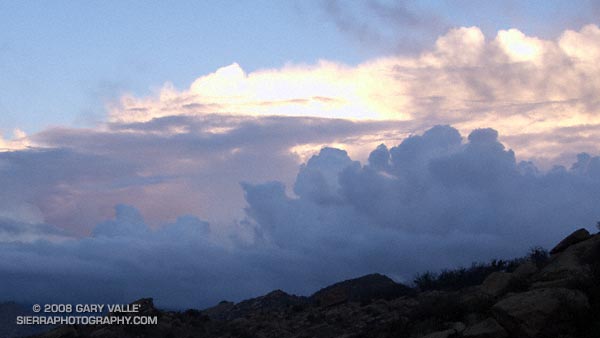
1;1;600;308
2;0;599;134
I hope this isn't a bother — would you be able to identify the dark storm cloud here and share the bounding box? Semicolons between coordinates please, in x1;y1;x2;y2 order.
240;125;600;288
1;125;599;309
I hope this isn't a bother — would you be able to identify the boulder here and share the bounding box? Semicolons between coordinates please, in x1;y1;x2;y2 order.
492;287;589;338
534;234;599;288
462;318;508;338
480;272;513;297
512;260;538;279
550;228;591;254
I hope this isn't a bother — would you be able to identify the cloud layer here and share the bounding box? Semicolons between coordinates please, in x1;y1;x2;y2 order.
108;25;600;165
2;25;600;309
1;126;599;309
1;114;409;235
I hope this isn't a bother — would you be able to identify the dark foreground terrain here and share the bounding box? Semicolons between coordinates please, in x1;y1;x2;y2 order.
28;228;600;338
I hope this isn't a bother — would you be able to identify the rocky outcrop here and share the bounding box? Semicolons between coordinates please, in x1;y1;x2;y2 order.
533;230;600;289
310;273;413;307
462;318;507;338
550;228;591;254
31;229;600;338
492;287;589;337
204;289;309;321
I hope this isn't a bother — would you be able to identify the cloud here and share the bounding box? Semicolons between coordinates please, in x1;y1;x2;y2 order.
317;0;446;51
2;126;599;309
242;125;600;282
0;115;408;235
106;25;600;165
0;128;30;151
0;217;69;243
0;146;146;235
2;25;600;309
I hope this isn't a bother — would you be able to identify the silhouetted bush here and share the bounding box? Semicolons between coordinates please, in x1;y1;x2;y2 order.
528;246;549;268
413;253;531;291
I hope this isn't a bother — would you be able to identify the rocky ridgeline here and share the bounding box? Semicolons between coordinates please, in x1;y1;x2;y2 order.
33;229;600;338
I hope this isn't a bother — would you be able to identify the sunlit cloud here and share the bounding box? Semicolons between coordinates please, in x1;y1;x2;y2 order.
111;61;406;123
109;25;600;165
0;128;30;151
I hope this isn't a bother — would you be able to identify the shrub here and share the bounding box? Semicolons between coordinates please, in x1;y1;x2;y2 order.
528;246;549;268
413;262;507;291
413;253;533;291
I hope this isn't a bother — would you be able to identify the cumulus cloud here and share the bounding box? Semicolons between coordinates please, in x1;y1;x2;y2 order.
0;115;408;235
242;125;600;282
1;126;599;309
107;25;600;165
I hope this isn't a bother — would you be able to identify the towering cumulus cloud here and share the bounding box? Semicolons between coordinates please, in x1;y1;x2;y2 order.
1;126;599;308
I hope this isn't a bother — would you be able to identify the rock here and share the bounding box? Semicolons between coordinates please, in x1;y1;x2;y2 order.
452;321;466;333
202;300;235;320
131;297;156;314
550;228;591;254
462;318;508;338
480;272;513;297
205;290;308;321
464;312;487;326
420;328;456;338
512;260;538;279
310;273;411;307
530;278;576;289
492;287;589;338
455;287;495;314
534;234;600;288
